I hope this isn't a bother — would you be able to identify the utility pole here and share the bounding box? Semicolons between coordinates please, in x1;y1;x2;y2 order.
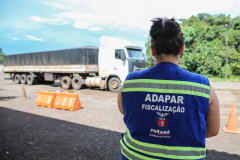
225;25;228;79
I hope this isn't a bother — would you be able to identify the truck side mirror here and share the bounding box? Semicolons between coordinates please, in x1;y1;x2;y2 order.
121;52;126;61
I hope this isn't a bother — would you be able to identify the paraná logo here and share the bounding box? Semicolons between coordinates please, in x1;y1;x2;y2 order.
156;112;169;129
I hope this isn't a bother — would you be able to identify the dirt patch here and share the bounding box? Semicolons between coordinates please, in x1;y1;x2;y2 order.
233;93;240;96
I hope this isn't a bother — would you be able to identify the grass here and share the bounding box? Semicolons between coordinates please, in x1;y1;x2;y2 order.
2;73;10;75
208;75;240;82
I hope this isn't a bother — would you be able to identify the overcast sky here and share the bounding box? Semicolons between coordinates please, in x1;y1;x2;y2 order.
1;0;239;55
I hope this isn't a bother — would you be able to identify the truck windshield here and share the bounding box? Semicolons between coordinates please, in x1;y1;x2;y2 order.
127;49;145;60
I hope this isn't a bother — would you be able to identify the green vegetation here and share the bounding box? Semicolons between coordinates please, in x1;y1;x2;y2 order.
208;75;240;82
145;13;240;81
0;48;5;64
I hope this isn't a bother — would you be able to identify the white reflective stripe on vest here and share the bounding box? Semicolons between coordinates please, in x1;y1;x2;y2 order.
121;129;206;160
123;79;210;99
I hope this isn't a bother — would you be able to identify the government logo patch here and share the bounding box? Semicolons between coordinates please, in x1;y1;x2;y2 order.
156;112;169;129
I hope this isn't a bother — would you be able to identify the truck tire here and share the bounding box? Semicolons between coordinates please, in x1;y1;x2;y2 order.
21;74;27;84
72;76;83;90
61;76;72;89
27;75;35;85
14;74;21;84
108;77;121;92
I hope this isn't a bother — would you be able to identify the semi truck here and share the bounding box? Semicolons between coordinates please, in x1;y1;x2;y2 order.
3;36;147;92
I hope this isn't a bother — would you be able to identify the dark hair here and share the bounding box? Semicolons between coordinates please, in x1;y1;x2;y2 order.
149;17;184;56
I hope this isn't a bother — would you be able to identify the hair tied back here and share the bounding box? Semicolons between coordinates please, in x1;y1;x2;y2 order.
161;16;167;28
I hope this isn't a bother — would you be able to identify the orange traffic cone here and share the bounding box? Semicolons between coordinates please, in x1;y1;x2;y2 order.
223;103;240;134
21;85;27;99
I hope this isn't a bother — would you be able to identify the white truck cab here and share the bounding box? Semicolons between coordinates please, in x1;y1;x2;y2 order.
97;36;146;91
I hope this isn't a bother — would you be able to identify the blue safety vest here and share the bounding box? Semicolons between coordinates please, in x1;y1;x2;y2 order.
121;62;210;160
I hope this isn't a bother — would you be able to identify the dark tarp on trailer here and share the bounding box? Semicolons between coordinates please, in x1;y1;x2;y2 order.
3;47;99;66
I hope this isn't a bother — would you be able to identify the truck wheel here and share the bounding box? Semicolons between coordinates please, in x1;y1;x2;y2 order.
108;77;121;92
72;76;83;90
21;74;27;84
14;74;21;84
61;76;72;89
27;75;35;85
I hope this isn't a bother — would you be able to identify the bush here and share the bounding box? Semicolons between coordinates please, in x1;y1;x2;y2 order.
230;62;240;75
221;64;232;78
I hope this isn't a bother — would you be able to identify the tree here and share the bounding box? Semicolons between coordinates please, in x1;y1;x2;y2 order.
0;48;6;64
145;38;154;68
215;14;231;26
145;13;240;77
232;16;240;30
181;26;196;52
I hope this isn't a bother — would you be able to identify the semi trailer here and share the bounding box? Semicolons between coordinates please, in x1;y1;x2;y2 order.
3;36;147;92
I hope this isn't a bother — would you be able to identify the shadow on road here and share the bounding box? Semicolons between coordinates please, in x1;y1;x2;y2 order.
0;96;17;101
206;150;240;160
0;107;121;160
0;107;239;160
3;78;12;80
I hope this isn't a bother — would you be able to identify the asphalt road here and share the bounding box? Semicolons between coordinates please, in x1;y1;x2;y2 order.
0;74;240;160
